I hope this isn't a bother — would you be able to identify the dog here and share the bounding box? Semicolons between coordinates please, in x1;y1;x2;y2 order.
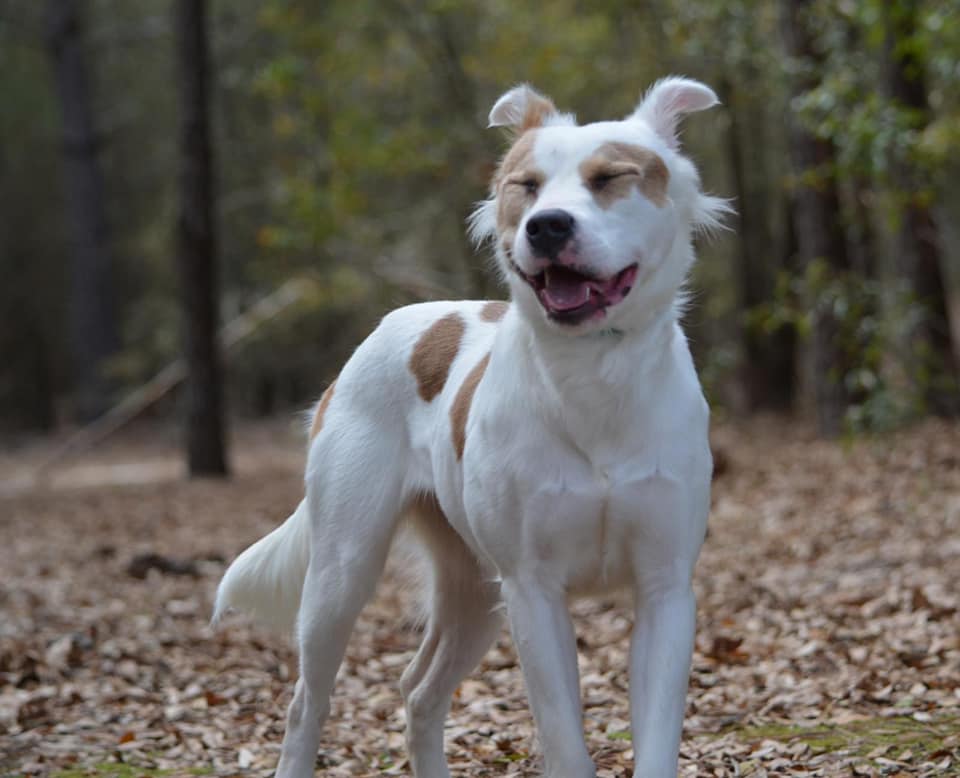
214;77;728;778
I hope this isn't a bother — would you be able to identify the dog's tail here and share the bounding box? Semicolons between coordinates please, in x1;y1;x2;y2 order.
212;498;311;635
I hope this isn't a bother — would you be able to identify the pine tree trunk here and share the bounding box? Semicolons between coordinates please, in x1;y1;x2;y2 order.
46;0;119;421
882;0;959;416
174;0;228;476
779;0;852;436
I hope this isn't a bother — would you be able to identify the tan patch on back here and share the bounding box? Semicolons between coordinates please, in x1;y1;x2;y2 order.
450;353;491;460
309;379;337;441
409;313;466;402
479;301;509;322
578;141;670;209
495;131;542;257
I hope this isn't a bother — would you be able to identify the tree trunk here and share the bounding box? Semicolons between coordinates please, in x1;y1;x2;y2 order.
779;0;853;436
846;178;877;280
723;79;795;412
174;0;228;476
881;0;959;416
46;0;120;421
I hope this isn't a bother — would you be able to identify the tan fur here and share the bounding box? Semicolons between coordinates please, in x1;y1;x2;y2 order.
479;301;509;323
409;313;466;402
519;92;558;132
495;132;542;257
309;379;337;441
450;353;491;460
578;141;670;209
407;493;459;557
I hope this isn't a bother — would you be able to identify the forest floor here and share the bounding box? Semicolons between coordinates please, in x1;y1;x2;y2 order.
1;416;958;778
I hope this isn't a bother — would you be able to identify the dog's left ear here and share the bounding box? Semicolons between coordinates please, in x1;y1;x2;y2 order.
488;84;560;132
630;77;719;150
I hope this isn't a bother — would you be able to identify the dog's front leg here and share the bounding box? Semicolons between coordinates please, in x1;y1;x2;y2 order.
501;577;595;778
629;577;696;778
625;477;708;778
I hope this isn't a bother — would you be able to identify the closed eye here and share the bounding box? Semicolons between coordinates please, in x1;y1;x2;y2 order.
506;176;541;195
590;170;635;190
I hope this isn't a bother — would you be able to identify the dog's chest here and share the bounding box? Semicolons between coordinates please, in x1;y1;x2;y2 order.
543;468;626;592
555;459;682;592
465;437;669;592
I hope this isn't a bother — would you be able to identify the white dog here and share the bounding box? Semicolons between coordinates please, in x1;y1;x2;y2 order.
215;77;728;778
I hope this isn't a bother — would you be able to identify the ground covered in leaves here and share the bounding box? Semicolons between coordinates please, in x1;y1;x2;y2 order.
1;417;958;777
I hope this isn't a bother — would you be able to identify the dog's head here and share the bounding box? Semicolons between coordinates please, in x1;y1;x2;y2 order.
470;78;729;334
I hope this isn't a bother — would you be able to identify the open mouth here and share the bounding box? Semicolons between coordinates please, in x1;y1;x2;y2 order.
511;262;639;325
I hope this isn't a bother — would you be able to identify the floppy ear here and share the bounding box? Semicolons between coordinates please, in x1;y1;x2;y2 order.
631;77;719;150
488;84;560;132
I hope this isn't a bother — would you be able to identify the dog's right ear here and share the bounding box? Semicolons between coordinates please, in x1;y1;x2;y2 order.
488;85;561;132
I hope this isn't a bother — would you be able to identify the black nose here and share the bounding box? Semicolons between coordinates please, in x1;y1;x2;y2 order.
525;209;575;256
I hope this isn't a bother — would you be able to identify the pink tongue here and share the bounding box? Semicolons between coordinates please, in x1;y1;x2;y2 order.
543;268;592;311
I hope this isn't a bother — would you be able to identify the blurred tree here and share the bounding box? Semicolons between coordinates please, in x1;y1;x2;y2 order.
650;0;795;412
724;78;796;411
779;0;852;436
0;0;957;438
174;0;228;475
45;0;120;421
880;0;958;416
254;0;619;300
0;7;65;432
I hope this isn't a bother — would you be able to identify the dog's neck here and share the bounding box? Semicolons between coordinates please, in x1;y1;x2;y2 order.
505;299;679;427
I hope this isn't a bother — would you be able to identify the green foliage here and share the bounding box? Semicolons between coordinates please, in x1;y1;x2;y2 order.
252;0;635;285
791;0;957;191
750;259;949;433
0;0;958;430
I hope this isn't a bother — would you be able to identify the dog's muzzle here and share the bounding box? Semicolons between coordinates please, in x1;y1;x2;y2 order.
511;260;639;326
516;208;638;326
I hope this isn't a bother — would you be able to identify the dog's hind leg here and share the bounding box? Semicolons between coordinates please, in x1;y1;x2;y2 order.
275;424;408;778
400;499;501;778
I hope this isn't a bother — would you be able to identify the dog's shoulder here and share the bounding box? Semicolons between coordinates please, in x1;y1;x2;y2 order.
323;299;510;415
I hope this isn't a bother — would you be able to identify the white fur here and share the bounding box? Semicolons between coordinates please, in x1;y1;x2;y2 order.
215;78;727;778
630;76;719;150
213;498;310;634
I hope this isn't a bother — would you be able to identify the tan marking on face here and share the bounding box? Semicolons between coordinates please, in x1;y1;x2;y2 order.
495;131;543;254
309;379;337;441
409;313;466;402
479;301;509;322
578;141;670;209
450;352;491;460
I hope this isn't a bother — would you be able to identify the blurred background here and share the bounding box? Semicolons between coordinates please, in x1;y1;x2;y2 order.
1;0;958;472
